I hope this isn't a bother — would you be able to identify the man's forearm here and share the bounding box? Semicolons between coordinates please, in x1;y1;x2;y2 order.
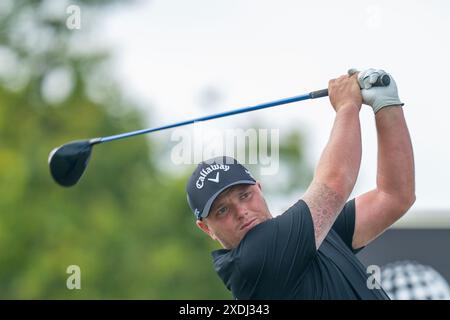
375;106;415;205
315;105;362;199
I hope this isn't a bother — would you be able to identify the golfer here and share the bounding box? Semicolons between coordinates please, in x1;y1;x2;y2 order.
186;69;415;299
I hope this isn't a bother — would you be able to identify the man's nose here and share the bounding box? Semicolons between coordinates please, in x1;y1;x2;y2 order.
234;203;248;218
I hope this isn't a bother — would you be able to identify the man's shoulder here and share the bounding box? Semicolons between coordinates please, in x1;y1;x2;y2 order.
213;200;315;271
270;199;314;222
238;219;275;252
238;199;315;261
272;199;314;229
211;224;273;294
212;221;275;268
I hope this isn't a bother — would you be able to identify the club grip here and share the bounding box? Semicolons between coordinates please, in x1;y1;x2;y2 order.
309;74;391;99
371;74;391;87
309;89;329;99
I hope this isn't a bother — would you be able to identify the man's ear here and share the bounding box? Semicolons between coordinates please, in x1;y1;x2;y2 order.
196;220;216;240
256;181;262;191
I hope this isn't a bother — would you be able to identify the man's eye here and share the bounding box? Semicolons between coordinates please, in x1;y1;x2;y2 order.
240;192;250;200
217;207;228;215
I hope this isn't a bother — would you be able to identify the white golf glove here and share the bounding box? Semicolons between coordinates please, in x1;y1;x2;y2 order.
348;68;404;114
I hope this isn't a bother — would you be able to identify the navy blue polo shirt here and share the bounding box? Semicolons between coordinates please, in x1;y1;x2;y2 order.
212;199;390;299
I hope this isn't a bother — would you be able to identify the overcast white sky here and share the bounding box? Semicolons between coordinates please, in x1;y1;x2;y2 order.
95;0;450;224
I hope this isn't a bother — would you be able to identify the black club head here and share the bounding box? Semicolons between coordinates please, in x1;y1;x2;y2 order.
48;139;99;187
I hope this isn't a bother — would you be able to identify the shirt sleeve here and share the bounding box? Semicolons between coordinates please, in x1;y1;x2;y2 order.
234;200;317;299
331;198;364;254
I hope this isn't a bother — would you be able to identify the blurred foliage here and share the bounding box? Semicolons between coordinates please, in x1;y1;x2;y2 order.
0;0;311;299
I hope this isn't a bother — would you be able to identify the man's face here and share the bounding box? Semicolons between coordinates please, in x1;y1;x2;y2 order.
196;182;272;249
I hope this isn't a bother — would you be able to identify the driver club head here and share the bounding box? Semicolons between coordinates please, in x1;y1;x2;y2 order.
48;139;100;187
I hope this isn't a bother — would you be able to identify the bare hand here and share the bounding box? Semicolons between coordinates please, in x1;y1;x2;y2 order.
328;74;362;113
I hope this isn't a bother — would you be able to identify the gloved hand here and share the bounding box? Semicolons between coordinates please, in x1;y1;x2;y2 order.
348;68;404;114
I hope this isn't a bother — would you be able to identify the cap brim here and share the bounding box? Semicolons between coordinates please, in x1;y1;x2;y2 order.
200;180;256;219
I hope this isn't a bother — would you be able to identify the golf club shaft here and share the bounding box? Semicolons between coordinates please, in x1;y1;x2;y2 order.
99;91;321;144
98;73;390;144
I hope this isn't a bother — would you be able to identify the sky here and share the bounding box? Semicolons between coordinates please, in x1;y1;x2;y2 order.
94;0;450;225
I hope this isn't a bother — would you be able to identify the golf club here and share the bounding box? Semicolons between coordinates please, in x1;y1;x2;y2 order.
49;74;390;187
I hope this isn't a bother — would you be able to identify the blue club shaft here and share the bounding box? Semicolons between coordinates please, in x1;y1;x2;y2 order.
99;92;313;144
89;73;392;145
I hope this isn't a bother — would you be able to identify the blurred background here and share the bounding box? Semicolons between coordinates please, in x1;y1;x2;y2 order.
0;0;449;299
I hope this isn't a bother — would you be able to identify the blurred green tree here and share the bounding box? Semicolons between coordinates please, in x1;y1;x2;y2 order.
0;0;311;299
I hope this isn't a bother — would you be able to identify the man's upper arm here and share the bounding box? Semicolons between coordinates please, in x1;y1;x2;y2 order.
302;180;346;249
353;189;410;250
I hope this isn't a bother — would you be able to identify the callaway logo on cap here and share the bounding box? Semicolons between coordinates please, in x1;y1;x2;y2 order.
186;156;256;220
195;163;230;189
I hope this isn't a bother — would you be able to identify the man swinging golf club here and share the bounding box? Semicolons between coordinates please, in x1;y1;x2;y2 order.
186;68;415;299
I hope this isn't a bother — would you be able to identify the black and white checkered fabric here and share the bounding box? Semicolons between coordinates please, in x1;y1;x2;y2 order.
381;261;450;300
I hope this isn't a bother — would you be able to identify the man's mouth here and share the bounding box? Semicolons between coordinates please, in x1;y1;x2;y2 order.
240;218;257;231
